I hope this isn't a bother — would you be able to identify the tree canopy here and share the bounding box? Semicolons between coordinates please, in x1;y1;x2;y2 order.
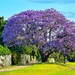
2;8;75;62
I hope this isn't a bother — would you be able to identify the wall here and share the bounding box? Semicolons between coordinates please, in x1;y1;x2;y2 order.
0;54;38;67
0;55;11;67
21;54;38;65
47;58;55;63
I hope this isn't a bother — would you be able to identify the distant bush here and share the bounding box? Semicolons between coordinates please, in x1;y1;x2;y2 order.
49;52;65;63
10;45;41;65
0;45;11;55
67;52;75;62
20;45;41;61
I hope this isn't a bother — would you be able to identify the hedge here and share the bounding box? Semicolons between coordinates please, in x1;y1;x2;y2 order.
0;45;11;55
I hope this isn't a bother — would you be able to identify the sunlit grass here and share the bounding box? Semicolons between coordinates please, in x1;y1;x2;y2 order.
0;62;75;75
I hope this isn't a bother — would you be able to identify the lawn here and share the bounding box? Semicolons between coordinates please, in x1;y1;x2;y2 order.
0;62;75;75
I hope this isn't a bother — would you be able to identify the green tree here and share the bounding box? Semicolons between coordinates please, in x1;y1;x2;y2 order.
0;16;7;45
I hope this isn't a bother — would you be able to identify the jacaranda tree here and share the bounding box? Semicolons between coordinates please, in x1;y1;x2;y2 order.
2;8;75;62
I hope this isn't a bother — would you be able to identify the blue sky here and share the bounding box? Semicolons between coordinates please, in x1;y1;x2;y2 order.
0;0;75;21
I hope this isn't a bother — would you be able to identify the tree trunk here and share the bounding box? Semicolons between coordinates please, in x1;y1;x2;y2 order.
49;29;52;41
41;55;46;62
39;50;51;62
44;30;47;42
64;55;66;64
41;54;49;62
39;51;46;62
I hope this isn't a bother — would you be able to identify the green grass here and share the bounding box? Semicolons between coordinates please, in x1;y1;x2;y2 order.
0;62;75;75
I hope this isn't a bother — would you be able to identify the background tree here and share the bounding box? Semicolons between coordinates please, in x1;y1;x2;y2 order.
0;16;7;45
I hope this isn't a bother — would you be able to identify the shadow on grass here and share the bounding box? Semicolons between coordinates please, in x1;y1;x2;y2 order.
32;62;68;66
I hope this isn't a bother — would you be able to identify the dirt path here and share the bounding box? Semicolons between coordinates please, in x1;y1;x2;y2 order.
0;65;31;72
71;67;75;70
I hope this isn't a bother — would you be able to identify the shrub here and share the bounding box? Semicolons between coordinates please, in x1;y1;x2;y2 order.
49;52;65;63
12;52;21;65
21;45;41;61
0;45;11;55
10;45;41;65
67;52;75;62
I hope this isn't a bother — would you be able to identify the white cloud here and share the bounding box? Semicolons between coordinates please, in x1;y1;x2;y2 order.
68;18;75;22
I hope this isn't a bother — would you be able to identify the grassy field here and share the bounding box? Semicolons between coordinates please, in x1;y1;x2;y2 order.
0;62;75;75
